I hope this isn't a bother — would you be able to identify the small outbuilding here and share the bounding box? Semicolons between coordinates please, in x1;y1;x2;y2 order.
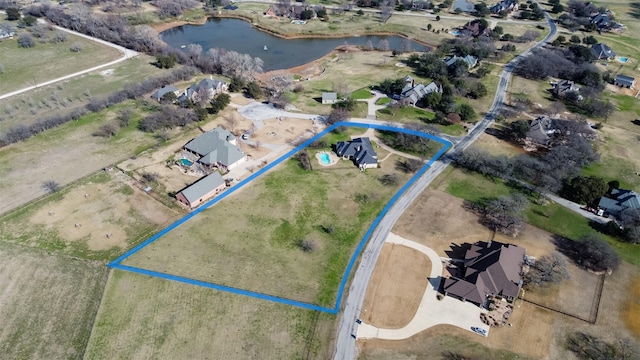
614;74;636;89
151;85;179;102
176;172;226;209
322;92;338;104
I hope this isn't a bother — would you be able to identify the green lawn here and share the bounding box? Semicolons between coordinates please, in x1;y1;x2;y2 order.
375;97;390;105
351;87;373;99
124;140;413;306
376;105;435;122
0;28;121;94
439;167;640;267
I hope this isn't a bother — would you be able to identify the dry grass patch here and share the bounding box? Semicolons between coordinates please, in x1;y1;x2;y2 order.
0;242;107;360
361;243;431;329
0;170;179;260
623;275;640;337
124;144;413;306
473;131;527;157
85;270;336;360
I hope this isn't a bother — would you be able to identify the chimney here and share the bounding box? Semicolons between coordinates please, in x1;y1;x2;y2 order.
487;240;492;248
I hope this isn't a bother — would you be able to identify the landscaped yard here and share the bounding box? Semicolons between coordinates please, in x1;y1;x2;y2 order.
0;242;107;360
376;105;434;123
123;136;416;306
0;28;121;94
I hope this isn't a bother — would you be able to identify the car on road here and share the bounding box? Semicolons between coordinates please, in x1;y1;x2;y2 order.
471;326;488;336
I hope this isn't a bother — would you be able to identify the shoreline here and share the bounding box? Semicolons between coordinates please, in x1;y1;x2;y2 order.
150;13;436;49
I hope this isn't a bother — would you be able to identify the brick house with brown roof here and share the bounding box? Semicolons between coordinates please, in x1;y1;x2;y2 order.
444;241;525;307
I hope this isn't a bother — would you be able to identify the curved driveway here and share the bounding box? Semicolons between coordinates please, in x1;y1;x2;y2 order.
333;8;557;360
0;18;138;101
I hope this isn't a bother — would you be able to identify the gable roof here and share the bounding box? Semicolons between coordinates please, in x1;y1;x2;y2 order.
453;0;475;12
184;127;243;167
335;137;377;166
322;92;337;101
151;85;178;100
526;116;556;145
444;241;525;304
553;79;579;95
615;74;636;86
444;55;478;68
179;171;225;204
591;43;616;59
599;188;640;216
400;81;442;104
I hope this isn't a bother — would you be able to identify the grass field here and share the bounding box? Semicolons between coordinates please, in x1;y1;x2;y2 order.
0;101;162;215
0;242;107;360
123;139;416;306
85;270;336;360
0;55;167;133
0;170;180;261
0;27;121;94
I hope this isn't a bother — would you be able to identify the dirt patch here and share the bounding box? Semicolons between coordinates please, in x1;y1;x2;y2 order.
361;243;431;329
474;131;527;157
624;275;640;336
250;118;314;146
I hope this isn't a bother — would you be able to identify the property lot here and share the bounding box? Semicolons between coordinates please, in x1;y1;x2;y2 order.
359;186;640;359
85;270;336;360
0;170;179;260
123;136;415;306
0;242;107;360
0;27;121;95
0;102;159;215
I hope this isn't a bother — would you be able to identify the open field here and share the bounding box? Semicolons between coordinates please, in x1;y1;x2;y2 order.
361;243;431;329
0;242;107;360
0;170;179;261
0;55;167;133
473;130;527;157
225;3;469;45
359;188;640;359
85;270;336;360
0;101;160;215
0;27;121;95
124;142;414;306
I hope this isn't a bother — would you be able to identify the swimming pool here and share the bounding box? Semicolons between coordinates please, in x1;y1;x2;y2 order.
180;158;193;166
619;57;629;63
450;30;461;36
319;153;331;165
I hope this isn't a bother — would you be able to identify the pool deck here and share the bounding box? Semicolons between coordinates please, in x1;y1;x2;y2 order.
315;151;339;166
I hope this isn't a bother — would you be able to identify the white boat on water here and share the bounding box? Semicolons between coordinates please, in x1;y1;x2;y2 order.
180;45;186;48
264;45;268;51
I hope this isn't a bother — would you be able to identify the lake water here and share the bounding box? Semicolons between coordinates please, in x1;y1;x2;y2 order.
160;18;428;71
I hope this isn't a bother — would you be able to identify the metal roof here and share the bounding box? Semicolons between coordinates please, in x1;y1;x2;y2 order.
179;171;225;204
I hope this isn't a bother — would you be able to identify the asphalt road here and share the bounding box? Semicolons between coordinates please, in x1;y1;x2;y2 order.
332;10;557;360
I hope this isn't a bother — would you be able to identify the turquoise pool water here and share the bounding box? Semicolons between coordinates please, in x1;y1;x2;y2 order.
180;158;193;166
450;30;461;36
319;153;331;165
619;57;629;63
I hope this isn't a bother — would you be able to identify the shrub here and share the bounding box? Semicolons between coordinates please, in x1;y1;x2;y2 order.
70;42;84;52
42;180;60;193
17;34;35;48
92;123;118;137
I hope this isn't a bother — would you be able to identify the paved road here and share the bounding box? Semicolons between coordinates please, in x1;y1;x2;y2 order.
332;8;557;360
0;18;138;101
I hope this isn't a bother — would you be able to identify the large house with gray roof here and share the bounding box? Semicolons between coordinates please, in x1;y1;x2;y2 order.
444;55;478;69
444;241;525;307
178;77;228;104
398;76;442;106
183;127;246;172
335;137;378;170
598;188;640;218
176;171;226;209
151;85;179;102
591;43;616;60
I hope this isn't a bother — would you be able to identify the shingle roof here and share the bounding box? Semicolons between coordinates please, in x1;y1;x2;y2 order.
179;172;225;204
591;43;616;59
445;241;525;304
184;127;244;167
151;85;178;100
599;189;640;216
335;137;378;166
616;74;636;85
322;92;337;101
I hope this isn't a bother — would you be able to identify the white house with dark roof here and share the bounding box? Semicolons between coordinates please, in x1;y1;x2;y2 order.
335;137;378;170
322;92;338;104
176;171;226;209
591;43;616;60
444;55;478;69
179;77;228;104
398;76;442;106
151;85;180;101
183;127;246;172
614;74;636;89
444;241;525;307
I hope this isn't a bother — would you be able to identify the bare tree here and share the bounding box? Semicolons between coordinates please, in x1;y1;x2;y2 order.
70;42;84;52
298;239;316;252
523;252;569;289
377;39;390;51
379;173;400;186
265;71;293;97
224;113;238;131
380;0;393;22
395;158;423;173
43;180;60;193
480;194;529;237
333;79;349;97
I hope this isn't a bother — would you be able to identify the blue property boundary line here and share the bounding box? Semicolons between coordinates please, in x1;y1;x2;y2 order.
108;122;452;313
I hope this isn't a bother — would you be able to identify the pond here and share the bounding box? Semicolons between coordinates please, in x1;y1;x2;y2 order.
160;18;428;71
